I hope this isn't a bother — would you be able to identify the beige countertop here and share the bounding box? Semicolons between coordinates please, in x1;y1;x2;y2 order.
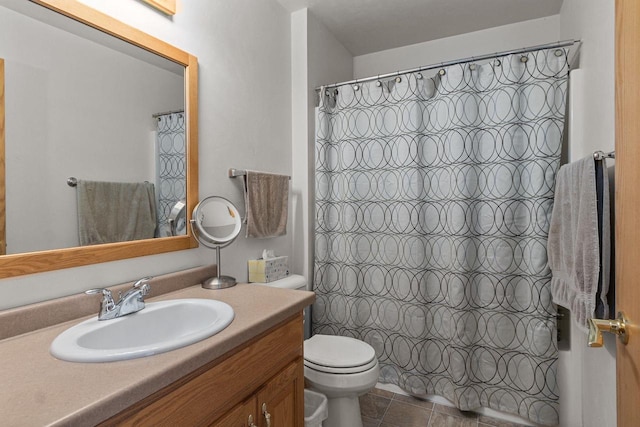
0;282;315;426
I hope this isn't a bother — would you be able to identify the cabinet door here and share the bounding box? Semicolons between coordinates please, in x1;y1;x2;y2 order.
255;359;304;427
210;397;257;427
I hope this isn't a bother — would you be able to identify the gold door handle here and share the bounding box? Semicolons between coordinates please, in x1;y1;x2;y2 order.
262;403;272;427
588;311;630;347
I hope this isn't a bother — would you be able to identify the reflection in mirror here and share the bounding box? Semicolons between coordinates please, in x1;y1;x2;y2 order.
167;199;187;237
191;197;242;290
0;0;198;278
156;115;187;238
1;1;184;253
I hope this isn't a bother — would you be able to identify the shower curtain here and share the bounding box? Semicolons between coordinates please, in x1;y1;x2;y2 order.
155;112;186;236
313;48;569;425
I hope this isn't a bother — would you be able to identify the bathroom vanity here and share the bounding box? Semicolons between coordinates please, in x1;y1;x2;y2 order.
103;315;304;426
0;266;314;426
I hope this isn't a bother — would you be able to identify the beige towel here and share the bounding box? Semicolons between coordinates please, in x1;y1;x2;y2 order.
547;157;600;332
243;171;289;238
77;180;157;246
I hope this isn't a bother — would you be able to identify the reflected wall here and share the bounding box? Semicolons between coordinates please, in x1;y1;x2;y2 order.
1;5;183;254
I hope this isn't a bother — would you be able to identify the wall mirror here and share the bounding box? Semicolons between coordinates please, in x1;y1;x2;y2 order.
0;0;198;278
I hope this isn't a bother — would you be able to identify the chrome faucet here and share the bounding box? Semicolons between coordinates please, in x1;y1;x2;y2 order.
85;277;152;320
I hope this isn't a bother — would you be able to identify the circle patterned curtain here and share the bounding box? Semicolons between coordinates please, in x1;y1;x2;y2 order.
313;48;569;426
155;112;186;236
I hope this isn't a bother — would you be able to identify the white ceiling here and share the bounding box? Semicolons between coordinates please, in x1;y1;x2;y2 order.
277;0;564;56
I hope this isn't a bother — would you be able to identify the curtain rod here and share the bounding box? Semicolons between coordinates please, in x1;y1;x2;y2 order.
315;39;581;92
152;109;184;118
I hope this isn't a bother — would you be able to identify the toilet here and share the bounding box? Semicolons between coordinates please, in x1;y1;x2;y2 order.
254;275;379;427
304;334;379;427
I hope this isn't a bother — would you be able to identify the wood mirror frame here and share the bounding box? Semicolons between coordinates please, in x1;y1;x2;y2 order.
0;0;198;278
0;58;4;258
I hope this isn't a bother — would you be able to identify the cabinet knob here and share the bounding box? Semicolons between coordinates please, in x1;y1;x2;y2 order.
262;403;272;427
248;414;257;427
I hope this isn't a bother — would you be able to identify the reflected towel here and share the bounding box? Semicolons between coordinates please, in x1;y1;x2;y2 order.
548;157;601;332
77;180;157;246
243;171;289;238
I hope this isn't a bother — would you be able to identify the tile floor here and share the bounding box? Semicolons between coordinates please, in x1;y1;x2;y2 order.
359;388;529;427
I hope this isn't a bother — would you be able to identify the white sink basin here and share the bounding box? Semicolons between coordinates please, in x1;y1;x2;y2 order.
50;299;234;363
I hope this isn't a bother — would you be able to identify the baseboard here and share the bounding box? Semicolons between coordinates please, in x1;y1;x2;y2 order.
375;382;539;427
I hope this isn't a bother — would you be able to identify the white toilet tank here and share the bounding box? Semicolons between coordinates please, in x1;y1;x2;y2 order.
252;274;310;337
252;274;307;291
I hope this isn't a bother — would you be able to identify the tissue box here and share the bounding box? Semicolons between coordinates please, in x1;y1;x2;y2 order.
248;256;289;283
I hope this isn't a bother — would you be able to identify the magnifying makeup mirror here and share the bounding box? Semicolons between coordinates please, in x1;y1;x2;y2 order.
191;196;242;289
168;200;187;236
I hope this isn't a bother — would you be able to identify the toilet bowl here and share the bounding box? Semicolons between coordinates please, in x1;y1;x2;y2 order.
304;334;379;427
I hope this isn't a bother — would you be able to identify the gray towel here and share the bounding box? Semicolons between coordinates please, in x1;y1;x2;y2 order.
547;157;601;332
243;171;289;238
595;158;612;320
77;180;157;246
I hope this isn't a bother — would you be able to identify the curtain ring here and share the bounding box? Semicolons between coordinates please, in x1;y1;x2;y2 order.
519;47;528;63
353;79;360;91
395;71;402;83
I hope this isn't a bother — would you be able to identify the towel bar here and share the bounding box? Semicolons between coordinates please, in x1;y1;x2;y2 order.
67;177;151;187
228;168;291;180
593;150;615;160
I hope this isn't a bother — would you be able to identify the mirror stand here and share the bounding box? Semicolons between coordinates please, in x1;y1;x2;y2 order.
203;245;236;290
191;196;242;290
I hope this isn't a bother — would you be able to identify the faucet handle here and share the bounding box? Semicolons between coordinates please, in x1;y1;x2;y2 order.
132;276;152;296
85;287;112;297
85;288;115;311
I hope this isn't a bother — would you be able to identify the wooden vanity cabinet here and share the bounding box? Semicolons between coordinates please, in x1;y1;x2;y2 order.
101;314;305;427
212;397;256;426
214;360;302;427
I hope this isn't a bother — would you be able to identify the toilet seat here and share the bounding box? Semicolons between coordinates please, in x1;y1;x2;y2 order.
304;334;377;374
304;357;378;374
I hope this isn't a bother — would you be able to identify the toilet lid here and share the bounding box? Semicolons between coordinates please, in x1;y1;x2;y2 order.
304;335;376;370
